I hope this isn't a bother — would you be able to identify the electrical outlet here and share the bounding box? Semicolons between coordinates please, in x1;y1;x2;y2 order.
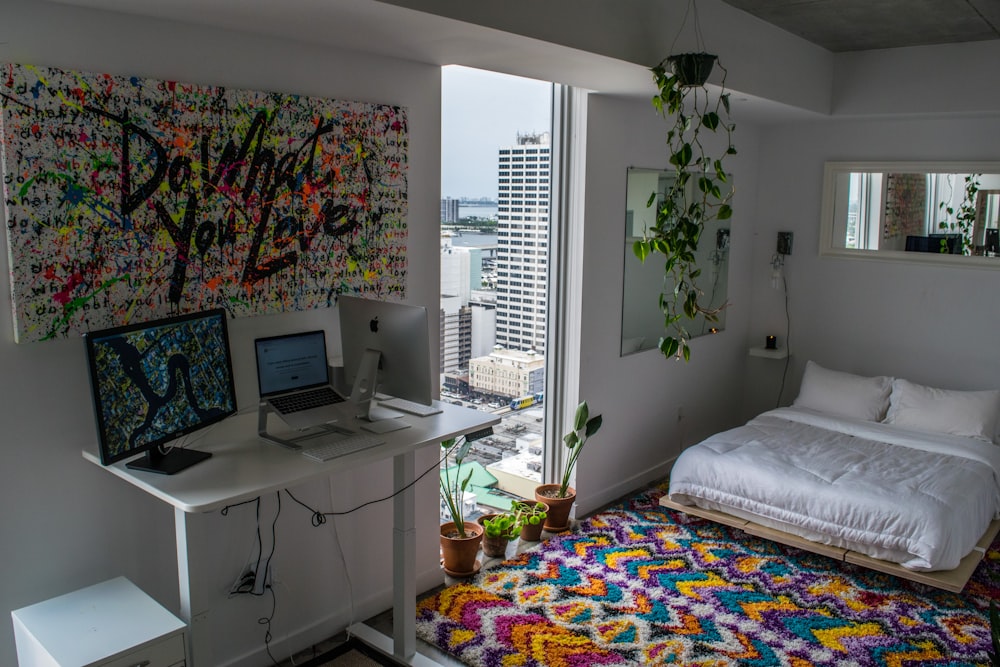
777;231;793;255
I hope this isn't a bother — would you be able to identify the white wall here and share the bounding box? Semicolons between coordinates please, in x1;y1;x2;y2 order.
573;94;762;515
0;3;442;665
742;113;1000;420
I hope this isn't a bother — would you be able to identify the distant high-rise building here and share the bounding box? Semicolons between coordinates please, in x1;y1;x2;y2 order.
495;132;551;353
441;197;460;223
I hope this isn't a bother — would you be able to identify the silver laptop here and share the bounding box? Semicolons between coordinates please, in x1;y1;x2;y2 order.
254;330;348;430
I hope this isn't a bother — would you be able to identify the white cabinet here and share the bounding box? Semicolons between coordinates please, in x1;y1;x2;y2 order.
11;577;187;667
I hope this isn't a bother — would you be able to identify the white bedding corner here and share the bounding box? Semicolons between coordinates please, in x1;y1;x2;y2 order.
668;406;1000;571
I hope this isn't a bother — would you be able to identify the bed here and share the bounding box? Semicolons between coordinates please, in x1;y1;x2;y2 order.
664;361;1000;592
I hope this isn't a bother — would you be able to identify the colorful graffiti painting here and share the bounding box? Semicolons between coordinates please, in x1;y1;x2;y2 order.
0;63;408;342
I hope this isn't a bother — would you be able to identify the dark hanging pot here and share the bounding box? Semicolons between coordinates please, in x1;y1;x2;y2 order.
667;52;717;87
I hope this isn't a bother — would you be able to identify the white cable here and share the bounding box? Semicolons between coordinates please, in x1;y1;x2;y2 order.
328;477;357;639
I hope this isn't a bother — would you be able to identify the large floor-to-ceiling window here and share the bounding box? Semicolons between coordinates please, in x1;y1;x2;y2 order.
439;66;558;517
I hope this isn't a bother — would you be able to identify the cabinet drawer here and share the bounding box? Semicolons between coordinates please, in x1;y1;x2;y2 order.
103;633;185;667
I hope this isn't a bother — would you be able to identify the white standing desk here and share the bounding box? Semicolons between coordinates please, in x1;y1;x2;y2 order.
83;400;499;666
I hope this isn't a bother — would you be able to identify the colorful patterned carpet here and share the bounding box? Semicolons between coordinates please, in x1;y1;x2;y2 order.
416;482;1000;666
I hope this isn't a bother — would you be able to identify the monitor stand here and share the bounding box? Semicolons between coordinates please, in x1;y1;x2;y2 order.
351;348;410;433
126;446;211;475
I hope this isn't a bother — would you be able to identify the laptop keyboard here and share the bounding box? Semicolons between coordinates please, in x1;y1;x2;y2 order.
300;433;385;462
270;386;344;414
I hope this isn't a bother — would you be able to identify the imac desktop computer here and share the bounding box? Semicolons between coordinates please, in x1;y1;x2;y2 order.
337;295;434;424
84;308;238;474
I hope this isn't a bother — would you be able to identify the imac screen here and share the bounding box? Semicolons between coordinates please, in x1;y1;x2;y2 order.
85;308;237;474
338;296;432;407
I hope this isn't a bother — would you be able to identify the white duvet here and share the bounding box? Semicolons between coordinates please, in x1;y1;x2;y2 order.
668;407;1000;571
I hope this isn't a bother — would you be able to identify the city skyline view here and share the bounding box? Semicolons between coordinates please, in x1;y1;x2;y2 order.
441;66;552;200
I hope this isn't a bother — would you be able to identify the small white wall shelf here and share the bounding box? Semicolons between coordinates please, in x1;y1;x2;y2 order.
11;577;186;667
749;346;789;359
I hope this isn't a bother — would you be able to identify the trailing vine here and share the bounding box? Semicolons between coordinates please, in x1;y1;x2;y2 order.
633;56;736;361
937;173;980;255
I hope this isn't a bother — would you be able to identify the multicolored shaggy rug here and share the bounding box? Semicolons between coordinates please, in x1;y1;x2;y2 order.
416;482;1000;666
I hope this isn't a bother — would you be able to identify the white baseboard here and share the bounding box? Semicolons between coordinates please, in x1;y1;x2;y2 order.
574;457;675;518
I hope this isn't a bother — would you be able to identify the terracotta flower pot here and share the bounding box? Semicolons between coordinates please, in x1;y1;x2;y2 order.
481;534;510;558
535;484;575;533
440;521;483;577
518;501;549;542
475;514;510;558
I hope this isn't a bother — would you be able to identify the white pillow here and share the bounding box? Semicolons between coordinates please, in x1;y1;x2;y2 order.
884;378;1000;443
792;360;893;422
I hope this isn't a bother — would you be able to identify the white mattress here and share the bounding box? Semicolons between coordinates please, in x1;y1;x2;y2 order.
668;407;1000;571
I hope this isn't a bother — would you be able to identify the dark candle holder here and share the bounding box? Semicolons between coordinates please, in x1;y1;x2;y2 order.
765;335;777;350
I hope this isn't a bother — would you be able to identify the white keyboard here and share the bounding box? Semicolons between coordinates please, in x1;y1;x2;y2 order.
379;397;442;417
300;433;385;462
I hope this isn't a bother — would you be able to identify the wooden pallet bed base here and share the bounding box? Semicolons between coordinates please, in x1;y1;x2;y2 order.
659;495;1000;593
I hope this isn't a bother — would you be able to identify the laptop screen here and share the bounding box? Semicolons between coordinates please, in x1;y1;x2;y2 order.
255;330;330;397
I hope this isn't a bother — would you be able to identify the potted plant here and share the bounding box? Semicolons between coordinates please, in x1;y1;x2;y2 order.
480;511;521;558
535;401;602;532
633;52;736;361
511;499;549;542
439;435;482;576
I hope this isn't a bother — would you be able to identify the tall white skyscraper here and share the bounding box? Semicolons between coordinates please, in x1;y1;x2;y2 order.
495;132;551;353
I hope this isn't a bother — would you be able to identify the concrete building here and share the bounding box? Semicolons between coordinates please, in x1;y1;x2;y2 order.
495;132;551;353
468;347;545;400
440;196;460;223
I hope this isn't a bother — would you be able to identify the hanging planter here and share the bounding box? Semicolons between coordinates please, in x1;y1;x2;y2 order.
667;52;717;87
635;5;736;361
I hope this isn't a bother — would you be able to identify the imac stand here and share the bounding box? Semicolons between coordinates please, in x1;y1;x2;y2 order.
351;348;410;433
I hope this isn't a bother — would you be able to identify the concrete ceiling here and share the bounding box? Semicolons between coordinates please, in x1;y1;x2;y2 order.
720;0;1000;52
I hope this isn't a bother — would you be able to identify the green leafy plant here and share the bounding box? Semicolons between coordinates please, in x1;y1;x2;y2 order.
511;500;548;529
555;401;603;498
937;173;980;255
634;56;735;361
482;512;521;540
440;436;475;538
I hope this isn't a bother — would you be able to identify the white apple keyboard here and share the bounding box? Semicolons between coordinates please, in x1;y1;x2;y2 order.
378;397;442;417
300;432;385;462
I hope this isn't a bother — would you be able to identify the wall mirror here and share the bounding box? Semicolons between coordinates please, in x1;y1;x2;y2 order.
621;167;731;356
820;161;1000;267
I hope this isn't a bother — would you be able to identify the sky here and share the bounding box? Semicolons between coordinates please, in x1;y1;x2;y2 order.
441;65;552;200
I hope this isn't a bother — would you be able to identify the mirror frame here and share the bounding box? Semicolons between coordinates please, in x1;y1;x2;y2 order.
620;166;731;356
819;160;1000;269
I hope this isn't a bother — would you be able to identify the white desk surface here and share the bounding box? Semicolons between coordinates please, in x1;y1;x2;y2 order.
82;400;499;513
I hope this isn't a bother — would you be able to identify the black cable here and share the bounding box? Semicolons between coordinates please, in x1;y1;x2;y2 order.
776;271;791;408
284;440;453;525
258;492;281;666
222;497;263;595
221;493;282;666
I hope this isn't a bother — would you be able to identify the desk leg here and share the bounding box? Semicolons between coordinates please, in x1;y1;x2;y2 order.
175;507;213;667
393;450;416;661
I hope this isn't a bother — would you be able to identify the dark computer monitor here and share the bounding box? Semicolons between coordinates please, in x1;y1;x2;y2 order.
928;233;962;254
85;308;237;474
905;234;962;254
986;228;999;255
337;296;432;419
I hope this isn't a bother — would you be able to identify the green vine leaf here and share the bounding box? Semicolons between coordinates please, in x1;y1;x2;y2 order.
642;55;736;362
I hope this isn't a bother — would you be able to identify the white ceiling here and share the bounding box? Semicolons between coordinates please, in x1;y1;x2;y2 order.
40;0;656;96
35;0;998;123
